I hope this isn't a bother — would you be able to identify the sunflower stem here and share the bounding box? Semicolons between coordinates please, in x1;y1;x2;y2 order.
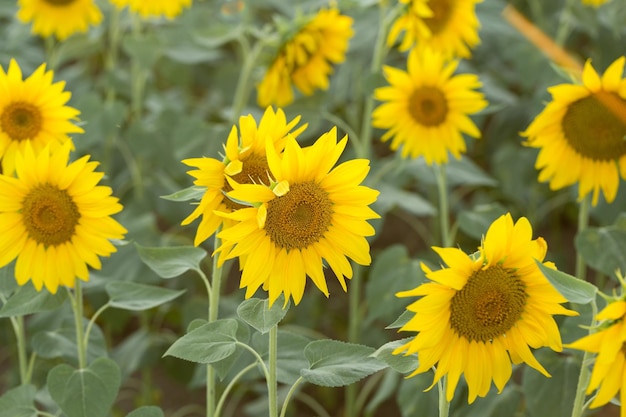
105;6;121;105
435;163;452;247
130;15;146;121
231;32;266;124
70;280;87;369
555;0;576;47
575;195;590;280
345;263;364;417
437;375;451;417
9;315;29;385
207;233;223;417
570;299;597;417
268;324;279;417
280;377;304;417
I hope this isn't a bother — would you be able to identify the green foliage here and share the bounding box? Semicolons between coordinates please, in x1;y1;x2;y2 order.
575;213;626;277
0;282;68;317
237;296;290;334
126;407;165;417
106;281;186;311
164;318;241;364
535;261;598;304
0;385;38;417
134;243;208;279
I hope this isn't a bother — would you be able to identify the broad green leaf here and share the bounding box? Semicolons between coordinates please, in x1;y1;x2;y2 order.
575;218;626;276
252;329;312;385
31;325;108;364
126;406;165;417
47;357;121;417
375;183;436;216
237;296;289;334
164;318;239;364
457;203;508;240
0;384;37;417
135;244;207;279
536;261;597;304
106;282;185;311
121;34;162;70
371;339;418;374
463;385;523;417
0;262;17;299
301;340;387;387
161;186;206;202
0;282;67;317
386;310;413;329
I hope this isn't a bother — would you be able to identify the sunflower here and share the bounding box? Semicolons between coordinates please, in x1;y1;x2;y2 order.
0;143;127;293
17;0;102;41
387;0;482;58
394;213;577;403
215;128;379;306
257;8;354;107
566;300;626;417
372;47;487;165
0;59;83;176
582;0;610;6
522;57;626;206
109;0;192;19
182;107;306;250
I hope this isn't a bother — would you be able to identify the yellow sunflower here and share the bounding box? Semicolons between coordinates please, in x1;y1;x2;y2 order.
215;128;380;306
109;0;192;19
522;56;626;206
394;213;577;403
257;8;354;107
566;300;626;417
582;0;610;6
0;143;127;293
372;47;487;165
182;107;306;249
0;59;83;175
17;0;102;41
387;0;482;58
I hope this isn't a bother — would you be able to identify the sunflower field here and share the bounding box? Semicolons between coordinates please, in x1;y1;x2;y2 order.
0;0;625;416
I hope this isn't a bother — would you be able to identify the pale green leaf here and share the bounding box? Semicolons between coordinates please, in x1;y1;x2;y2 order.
536;261;597;304
161;186;206;202
386;310;412;329
0;384;37;417
135;244;207;279
164;318;239;364
106;282;185;311
0;282;67;317
126;406;165;417
575;218;626;277
371;339;418;374
237;296;289;334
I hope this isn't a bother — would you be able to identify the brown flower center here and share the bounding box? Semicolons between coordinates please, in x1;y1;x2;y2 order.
264;181;333;251
223;152;271;210
22;183;80;246
1;102;43;141
424;0;454;35
450;264;527;342
408;86;449;126
561;91;626;161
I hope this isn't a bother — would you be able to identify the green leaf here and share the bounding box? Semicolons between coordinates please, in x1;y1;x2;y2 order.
237;296;289;334
161;186;207;202
135;243;207;279
0;282;67;317
0;384;38;417
126;406;165;417
301;340;387;387
457;203;508;240
32;325;108;364
386;310;413;329
375;183;436;216
164;318;239;364
371;339;418;374
121;33;162;70
536;261;597;304
106;282;185;311
0;262;17;299
47;357;121;417
575;218;626;276
251;329;312;385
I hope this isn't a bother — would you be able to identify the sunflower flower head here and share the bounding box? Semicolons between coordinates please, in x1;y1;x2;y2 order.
522;56;626;206
387;0;482;59
17;0;102;41
0;143;127;293
581;0;610;6
394;213;577;403
109;0;192;19
215;127;380;306
257;8;354;108
372;47;487;165
566;299;626;416
181;107;306;251
0;59;84;175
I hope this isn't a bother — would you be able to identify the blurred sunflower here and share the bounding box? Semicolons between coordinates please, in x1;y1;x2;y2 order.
17;0;102;41
0;143;127;293
372;47;487;164
566;300;626;416
582;0;610;6
257;8;353;107
523;57;626;206
0;59;83;175
387;0;481;58
216;128;379;306
182;107;306;252
394;213;577;403
109;0;191;19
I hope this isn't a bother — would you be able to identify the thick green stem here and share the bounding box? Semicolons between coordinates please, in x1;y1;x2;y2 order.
345;263;363;417
570;299;598;417
231;34;265;123
438;375;450;417
10;315;29;385
268;324;279;417
435;164;452;247
207;234;223;417
69;280;87;369
575;195;590;280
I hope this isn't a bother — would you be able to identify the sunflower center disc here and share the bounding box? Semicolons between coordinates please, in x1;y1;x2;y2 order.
424;0;453;34
44;0;76;5
450;264;527;342
409;86;448;126
22;183;80;246
562;91;626;161
224;152;270;210
1;102;42;141
265;181;333;251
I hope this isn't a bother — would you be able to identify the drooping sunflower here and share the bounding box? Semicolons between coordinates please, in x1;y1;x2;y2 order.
394;213;577;403
372;47;487;165
109;0;192;19
566;300;626;417
0;59;83;175
387;0;482;59
215;128;379;306
182;107;306;250
257;8;354;107
522;56;626;206
0;143;127;294
17;0;102;41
